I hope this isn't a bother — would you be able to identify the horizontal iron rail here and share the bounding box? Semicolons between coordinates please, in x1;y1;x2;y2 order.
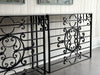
50;36;90;45
50;46;90;59
50;31;90;38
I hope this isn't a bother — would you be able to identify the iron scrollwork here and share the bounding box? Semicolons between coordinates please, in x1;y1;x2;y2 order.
0;34;25;69
0;17;28;75
0;17;26;34
57;14;90;64
38;15;49;31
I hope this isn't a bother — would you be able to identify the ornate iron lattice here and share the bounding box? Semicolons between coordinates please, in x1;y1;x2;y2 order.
38;15;48;31
57;14;86;64
0;17;27;75
46;14;92;73
0;16;46;75
0;14;92;75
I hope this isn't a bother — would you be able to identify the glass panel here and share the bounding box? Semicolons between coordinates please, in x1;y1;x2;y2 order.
38;0;73;5
0;0;25;3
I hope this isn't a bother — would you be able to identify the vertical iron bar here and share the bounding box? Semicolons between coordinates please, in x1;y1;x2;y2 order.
77;14;79;52
43;15;46;74
90;14;92;58
47;15;51;73
36;16;39;67
30;16;34;69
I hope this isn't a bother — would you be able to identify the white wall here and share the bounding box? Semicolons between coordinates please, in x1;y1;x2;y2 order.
96;0;100;37
0;0;97;15
93;0;100;48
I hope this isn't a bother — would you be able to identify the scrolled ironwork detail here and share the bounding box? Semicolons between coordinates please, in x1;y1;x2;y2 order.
58;14;87;65
38;16;49;31
0;34;25;70
77;14;91;24
0;17;26;34
62;27;85;64
58;26;85;53
63;15;77;26
63;52;82;64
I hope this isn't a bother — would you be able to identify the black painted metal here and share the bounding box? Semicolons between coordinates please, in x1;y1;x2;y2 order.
90;14;92;58
30;16;34;69
47;15;51;73
43;15;46;74
35;16;39;67
0;14;92;75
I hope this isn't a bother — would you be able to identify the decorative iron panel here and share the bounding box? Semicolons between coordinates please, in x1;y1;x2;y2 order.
0;16;46;75
46;14;92;72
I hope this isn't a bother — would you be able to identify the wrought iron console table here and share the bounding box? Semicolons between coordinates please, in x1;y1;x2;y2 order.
0;13;92;75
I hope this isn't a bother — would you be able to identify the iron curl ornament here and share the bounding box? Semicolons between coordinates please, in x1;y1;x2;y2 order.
0;16;26;34
0;16;28;75
0;34;25;70
57;14;85;64
38;16;49;31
